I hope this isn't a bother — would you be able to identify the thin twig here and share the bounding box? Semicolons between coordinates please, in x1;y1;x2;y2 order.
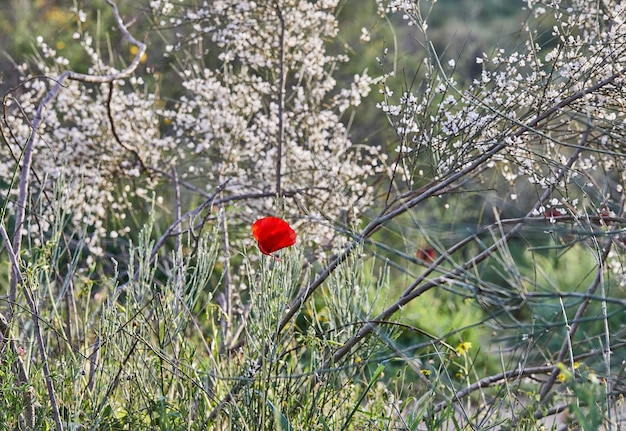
537;237;613;402
8;0;147;320
0;224;61;431
106;81;148;173
273;1;286;197
2;3;147;430
218;206;233;354
324;121;592;369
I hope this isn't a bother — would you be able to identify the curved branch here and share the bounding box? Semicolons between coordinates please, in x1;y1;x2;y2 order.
3;3;147;431
106;81;148;173
8;0;147;319
322;111;598;368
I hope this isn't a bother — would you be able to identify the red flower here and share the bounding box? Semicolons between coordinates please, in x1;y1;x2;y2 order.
416;248;436;263
544;208;563;218
252;217;297;257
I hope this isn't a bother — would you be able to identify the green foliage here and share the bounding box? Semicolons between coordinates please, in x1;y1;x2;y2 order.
1;1;626;430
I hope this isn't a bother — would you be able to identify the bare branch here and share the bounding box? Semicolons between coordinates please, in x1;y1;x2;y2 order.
8;0;148;319
318;102;601;369
273;1;286;198
0;224;62;431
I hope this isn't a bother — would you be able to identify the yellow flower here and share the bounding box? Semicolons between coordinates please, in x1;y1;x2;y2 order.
455;341;472;355
556;362;572;382
129;45;147;63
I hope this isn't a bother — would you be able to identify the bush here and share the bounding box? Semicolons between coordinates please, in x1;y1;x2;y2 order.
1;0;625;429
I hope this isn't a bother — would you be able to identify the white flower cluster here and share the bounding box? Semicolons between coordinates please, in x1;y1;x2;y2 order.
3;31;175;250
158;0;385;251
378;0;626;183
378;0;626;283
3;0;386;257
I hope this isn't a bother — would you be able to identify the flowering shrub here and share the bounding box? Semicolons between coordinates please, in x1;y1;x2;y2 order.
2;0;385;256
2;33;175;249
156;0;385;251
1;0;625;429
377;0;626;285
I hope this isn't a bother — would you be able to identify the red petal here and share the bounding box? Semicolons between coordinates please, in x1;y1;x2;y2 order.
416;248;436;263
544;208;563;218
252;217;297;255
